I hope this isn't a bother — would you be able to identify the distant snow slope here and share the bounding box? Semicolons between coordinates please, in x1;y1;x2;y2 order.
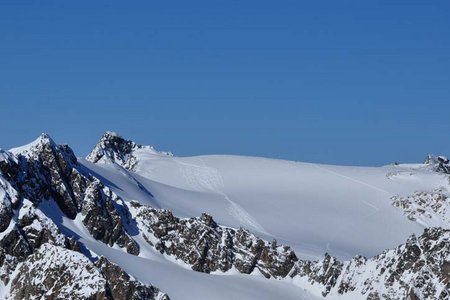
83;143;449;260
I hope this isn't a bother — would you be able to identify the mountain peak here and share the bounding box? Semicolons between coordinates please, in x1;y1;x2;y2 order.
86;131;172;170
424;154;450;173
9;133;57;158
103;131;121;138
86;132;137;167
33;133;57;148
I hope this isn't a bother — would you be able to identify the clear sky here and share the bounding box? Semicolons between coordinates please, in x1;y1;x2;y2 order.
1;1;449;166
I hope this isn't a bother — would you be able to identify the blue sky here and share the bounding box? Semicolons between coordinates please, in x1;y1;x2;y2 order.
1;1;449;166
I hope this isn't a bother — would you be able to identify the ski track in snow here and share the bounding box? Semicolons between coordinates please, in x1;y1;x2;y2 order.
312;164;392;254
172;157;269;234
313;164;386;211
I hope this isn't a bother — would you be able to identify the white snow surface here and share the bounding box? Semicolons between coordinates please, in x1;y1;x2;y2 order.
82;152;449;261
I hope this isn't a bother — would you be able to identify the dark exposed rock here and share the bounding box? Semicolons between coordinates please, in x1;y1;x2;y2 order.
288;227;450;298
5;242;167;300
17;200;69;250
424;154;450;174
86;131;139;169
0;229;32;260
391;190;450;225
0;135;139;255
290;253;344;297
0;248;18;286
81;181;140;255
10;243;108;300
131;202;298;278
86;131;172;170
96;257;170;300
3;134;83;219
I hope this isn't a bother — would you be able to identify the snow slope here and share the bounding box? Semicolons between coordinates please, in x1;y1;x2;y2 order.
83;150;449;260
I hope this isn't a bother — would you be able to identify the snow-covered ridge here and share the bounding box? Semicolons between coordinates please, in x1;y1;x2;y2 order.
1;132;450;299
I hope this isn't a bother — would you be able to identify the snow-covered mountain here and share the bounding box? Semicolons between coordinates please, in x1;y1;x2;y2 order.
1;132;449;299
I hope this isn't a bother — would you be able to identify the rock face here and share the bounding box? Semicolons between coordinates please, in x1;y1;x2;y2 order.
289;227;450;299
130;202;297;278
95;257;169;300
81;181;139;255
9;134;86;219
9;243;108;299
424;154;450;174
7;243;168;300
86;131;172;170
1;134;139;254
391;189;450;227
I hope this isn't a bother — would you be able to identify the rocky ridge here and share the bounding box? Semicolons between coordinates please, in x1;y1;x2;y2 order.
129;200;450;299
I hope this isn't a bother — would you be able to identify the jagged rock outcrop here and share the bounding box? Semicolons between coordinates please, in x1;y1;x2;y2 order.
6;243;169;300
424;154;450;174
3;134;88;219
95;257;169;300
0;134;139;254
86;131;172;171
290;227;450;299
391;189;450;227
81;181;139;255
0;195;166;299
0;174;16;233
9;243;108;299
290;253;344;297
0;206;166;300
130;201;298;278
